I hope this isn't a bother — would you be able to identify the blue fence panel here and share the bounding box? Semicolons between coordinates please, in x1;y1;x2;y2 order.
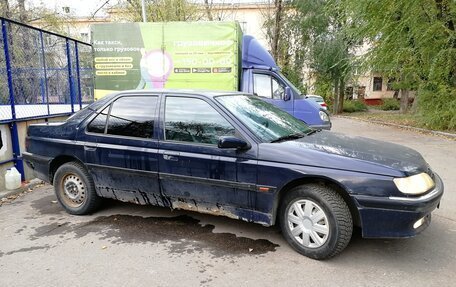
0;21;12;120
77;43;94;105
0;17;94;180
0;18;94;122
45;32;72;115
8;22;49;119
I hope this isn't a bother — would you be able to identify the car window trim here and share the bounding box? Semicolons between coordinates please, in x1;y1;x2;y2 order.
253;73;273;99
103;103;113;134
252;71;285;100
85;94;160;141
162;94;244;147
85;129;159;142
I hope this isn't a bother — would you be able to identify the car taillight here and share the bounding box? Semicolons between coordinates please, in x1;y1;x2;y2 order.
321;103;327;107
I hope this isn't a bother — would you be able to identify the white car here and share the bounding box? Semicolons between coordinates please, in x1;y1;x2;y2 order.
306;95;328;110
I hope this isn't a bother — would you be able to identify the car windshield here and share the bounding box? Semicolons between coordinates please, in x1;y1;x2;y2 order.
216;95;313;143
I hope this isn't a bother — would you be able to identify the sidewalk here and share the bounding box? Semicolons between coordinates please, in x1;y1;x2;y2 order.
334;114;456;140
0;178;45;204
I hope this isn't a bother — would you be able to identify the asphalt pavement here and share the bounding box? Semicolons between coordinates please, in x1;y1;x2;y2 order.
0;117;455;287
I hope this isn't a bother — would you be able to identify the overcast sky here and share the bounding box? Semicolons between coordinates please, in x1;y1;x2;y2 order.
27;0;269;17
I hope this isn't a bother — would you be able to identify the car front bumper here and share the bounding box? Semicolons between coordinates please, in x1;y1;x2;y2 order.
353;173;444;238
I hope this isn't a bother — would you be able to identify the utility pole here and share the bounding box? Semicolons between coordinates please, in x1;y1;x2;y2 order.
141;0;147;22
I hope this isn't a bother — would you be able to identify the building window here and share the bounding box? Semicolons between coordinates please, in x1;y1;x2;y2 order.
345;86;354;100
373;77;382;91
387;78;395;91
357;86;366;99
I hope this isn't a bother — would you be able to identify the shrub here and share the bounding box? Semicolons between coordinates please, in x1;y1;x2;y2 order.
418;84;456;131
343;100;368;113
380;98;400;110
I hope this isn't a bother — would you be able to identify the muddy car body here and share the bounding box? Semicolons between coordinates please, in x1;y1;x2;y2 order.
23;90;444;259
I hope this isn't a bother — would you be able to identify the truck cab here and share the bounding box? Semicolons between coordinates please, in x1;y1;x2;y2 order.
241;35;331;130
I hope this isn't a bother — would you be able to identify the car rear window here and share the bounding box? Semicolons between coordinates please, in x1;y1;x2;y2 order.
87;96;158;139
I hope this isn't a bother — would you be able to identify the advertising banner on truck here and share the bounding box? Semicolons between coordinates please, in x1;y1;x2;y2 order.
92;22;242;100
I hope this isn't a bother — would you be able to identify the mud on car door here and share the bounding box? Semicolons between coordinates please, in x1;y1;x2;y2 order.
158;95;258;219
80;95;163;205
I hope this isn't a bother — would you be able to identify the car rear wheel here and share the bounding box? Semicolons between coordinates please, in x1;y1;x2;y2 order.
53;162;101;215
279;184;353;260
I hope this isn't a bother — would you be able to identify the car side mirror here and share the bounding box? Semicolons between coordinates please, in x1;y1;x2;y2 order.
218;136;250;150
284;87;292;101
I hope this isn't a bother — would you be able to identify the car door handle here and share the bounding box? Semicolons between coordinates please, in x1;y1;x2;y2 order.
163;151;179;161
84;143;98;151
163;155;179;161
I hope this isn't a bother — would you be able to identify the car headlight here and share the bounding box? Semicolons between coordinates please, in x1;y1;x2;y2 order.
319;110;329;122
393;172;435;195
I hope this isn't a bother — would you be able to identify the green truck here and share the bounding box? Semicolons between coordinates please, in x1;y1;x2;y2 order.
91;21;331;129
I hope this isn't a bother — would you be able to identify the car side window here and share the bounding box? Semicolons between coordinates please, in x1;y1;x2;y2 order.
165;97;235;145
87;96;158;139
253;73;284;99
272;77;285;99
87;106;109;134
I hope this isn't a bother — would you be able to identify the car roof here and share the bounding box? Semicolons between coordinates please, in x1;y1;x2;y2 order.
106;89;245;99
86;89;249;112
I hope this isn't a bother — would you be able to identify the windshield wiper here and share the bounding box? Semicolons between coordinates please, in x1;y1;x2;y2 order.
306;129;320;136
270;133;305;143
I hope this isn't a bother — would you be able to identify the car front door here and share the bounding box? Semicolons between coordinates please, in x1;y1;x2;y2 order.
80;94;164;206
252;72;292;114
158;95;258;219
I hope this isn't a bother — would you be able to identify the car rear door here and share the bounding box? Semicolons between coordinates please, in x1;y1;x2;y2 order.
157;94;258;218
79;94;163;205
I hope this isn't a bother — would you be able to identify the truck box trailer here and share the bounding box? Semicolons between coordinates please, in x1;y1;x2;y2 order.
91;21;331;129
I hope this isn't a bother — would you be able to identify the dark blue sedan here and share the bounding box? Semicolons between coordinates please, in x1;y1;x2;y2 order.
23;90;444;259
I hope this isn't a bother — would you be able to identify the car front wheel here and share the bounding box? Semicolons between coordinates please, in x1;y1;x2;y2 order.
279;184;353;260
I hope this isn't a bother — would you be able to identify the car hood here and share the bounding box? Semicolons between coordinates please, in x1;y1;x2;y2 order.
259;131;428;177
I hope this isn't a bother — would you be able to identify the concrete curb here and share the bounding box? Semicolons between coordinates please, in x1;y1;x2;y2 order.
0;178;44;200
335;115;456;140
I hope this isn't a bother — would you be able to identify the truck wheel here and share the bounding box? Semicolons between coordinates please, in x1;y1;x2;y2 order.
53;162;101;215
279;184;353;260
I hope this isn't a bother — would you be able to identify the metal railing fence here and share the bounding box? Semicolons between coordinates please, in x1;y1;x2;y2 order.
0;17;94;180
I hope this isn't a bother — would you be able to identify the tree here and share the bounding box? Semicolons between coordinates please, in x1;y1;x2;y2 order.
201;0;237;22
270;0;284;60
303;0;355;114
0;0;12;18
123;0;201;22
262;1;308;92
204;0;214;21
344;0;456;129
263;0;356;113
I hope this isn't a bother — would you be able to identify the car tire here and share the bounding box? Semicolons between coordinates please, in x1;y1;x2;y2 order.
279;184;353;260
53;161;101;215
